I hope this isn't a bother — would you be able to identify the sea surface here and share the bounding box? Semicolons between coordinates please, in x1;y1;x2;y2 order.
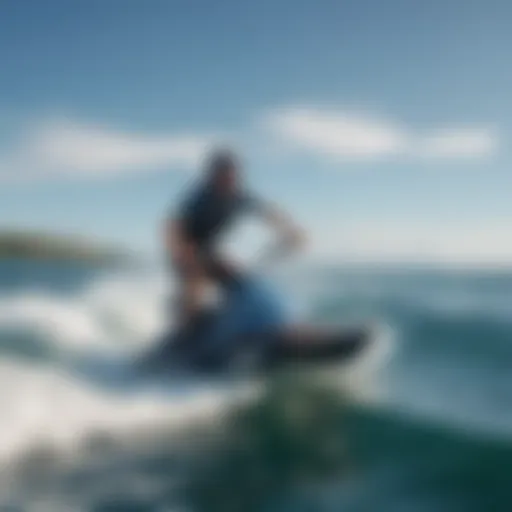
0;260;511;512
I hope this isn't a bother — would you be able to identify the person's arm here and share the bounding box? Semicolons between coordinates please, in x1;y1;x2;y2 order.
164;188;203;268
163;217;204;323
163;217;198;269
260;202;306;250
243;193;305;250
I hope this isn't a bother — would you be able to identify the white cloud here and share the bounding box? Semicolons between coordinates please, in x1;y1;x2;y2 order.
264;106;498;162
0;118;216;180
419;127;497;158
0;108;499;183
264;107;407;159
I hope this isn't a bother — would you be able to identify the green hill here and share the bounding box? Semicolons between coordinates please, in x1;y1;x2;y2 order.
0;231;128;264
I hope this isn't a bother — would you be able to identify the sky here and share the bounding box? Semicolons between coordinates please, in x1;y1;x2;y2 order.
1;0;512;264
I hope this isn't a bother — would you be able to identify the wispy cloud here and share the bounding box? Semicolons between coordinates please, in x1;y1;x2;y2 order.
0;118;216;181
0;108;499;183
418;127;497;158
263;106;498;162
264;108;407;159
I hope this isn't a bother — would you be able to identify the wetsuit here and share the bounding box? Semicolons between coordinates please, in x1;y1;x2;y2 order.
162;183;263;361
173;183;262;284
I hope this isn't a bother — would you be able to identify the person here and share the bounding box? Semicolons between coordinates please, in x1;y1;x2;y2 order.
141;152;368;372
164;148;305;328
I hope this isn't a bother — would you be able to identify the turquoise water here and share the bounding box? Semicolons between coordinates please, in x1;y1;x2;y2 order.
0;261;511;511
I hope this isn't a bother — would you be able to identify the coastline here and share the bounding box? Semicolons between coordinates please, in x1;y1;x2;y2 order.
0;230;130;265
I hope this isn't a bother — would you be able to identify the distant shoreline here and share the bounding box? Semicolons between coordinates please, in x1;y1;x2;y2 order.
0;231;130;265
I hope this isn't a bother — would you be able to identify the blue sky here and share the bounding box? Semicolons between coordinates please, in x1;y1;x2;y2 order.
1;0;511;263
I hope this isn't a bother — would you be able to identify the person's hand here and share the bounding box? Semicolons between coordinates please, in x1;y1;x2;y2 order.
255;230;305;269
283;228;306;252
177;241;197;264
260;203;306;254
173;240;201;274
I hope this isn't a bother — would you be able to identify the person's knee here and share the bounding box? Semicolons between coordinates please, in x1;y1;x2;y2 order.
183;273;207;301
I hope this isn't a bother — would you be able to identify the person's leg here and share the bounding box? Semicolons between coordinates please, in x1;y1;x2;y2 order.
179;269;202;313
202;252;241;289
168;244;206;317
176;267;208;323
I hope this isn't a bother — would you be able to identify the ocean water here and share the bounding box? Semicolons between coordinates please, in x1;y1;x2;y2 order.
0;260;511;512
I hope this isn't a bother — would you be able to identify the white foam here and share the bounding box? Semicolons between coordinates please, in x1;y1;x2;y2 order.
0;358;230;468
81;271;168;344
0;266;397;471
0;270;170;357
311;322;396;404
0;293;109;352
0;269;237;468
